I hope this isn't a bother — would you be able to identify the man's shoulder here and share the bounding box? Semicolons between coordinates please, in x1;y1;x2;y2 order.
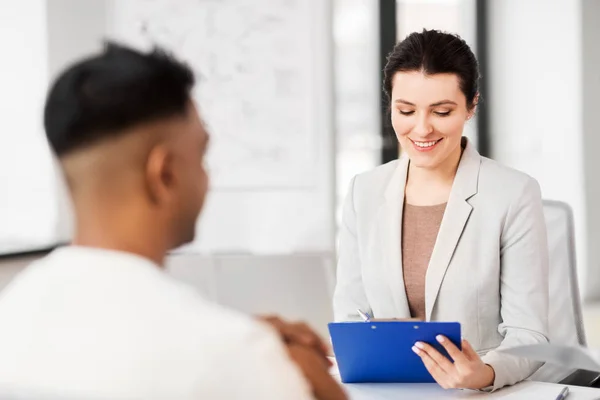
1;247;275;346
0;250;313;399
154;279;314;399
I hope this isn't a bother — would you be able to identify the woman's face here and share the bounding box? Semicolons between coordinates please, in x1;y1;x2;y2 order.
390;71;474;170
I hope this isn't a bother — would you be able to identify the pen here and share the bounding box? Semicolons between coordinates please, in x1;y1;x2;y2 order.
357;309;371;322
555;386;569;400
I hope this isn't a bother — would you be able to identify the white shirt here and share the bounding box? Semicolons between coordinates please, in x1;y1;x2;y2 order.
0;247;313;400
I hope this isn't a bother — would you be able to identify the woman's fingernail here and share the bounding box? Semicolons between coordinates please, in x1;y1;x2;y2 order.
415;342;425;349
412;346;420;354
436;335;445;343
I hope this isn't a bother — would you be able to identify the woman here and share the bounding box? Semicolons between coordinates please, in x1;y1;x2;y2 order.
333;29;549;391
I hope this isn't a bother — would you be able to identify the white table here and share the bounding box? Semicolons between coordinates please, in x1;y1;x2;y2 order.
329;359;600;399
342;381;600;399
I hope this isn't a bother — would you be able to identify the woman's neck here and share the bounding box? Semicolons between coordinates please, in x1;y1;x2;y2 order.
405;144;463;205
409;141;463;182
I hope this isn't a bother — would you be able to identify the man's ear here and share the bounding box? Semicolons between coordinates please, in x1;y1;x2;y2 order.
145;145;175;205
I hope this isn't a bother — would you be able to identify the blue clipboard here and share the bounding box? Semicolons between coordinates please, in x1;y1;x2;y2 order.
328;321;461;383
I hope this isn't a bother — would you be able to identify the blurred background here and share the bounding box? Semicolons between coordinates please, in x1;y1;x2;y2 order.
0;0;599;341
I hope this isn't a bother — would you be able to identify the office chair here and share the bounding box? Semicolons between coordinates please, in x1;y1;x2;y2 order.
530;200;600;387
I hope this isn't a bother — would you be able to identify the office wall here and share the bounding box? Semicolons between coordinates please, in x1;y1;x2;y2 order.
0;0;105;252
0;0;58;252
46;0;108;242
581;0;600;300
47;0;107;79
487;0;591;297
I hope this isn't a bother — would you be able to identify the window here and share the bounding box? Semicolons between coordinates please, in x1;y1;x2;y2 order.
333;0;381;229
0;1;65;254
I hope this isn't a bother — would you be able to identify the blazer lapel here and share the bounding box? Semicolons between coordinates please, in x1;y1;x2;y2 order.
372;155;411;318
425;140;481;320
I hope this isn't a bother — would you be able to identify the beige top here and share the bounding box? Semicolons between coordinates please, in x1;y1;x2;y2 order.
401;202;447;320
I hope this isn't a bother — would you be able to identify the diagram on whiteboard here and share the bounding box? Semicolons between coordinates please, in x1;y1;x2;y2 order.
109;0;317;189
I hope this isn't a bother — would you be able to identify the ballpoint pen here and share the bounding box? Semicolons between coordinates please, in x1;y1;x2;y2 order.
357;308;371;322
555;386;569;400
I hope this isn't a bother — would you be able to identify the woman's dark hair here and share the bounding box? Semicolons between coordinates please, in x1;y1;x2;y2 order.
383;29;479;110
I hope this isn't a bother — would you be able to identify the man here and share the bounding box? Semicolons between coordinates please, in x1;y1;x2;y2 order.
0;43;346;400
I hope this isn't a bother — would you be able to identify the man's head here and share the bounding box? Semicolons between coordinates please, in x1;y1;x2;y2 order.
44;42;209;253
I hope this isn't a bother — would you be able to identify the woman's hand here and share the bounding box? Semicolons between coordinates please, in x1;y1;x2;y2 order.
412;336;495;390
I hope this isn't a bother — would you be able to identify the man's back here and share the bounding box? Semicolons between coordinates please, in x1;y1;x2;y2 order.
0;246;313;399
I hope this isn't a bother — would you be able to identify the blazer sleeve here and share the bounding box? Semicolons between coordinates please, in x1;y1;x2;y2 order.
332;176;372;321
481;177;550;391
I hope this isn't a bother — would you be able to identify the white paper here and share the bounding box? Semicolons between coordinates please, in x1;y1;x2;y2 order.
501;344;600;372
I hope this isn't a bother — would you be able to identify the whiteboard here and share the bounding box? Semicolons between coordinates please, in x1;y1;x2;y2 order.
108;0;319;190
105;0;334;254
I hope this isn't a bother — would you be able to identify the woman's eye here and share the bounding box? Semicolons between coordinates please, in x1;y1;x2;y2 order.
399;110;414;116
434;111;451;117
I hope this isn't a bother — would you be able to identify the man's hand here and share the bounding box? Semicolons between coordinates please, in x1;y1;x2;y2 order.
412;336;495;390
258;315;347;400
258;315;331;361
287;343;348;400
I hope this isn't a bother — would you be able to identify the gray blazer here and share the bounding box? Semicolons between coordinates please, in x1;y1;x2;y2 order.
333;139;550;390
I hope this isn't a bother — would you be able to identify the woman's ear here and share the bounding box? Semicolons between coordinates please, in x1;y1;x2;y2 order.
467;92;480;120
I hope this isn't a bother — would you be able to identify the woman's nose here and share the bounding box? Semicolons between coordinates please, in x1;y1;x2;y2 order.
412;116;434;137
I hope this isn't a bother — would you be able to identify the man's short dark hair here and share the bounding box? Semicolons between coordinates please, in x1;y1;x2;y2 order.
44;41;195;157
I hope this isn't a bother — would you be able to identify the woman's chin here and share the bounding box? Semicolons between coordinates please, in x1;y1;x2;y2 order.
404;150;441;169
